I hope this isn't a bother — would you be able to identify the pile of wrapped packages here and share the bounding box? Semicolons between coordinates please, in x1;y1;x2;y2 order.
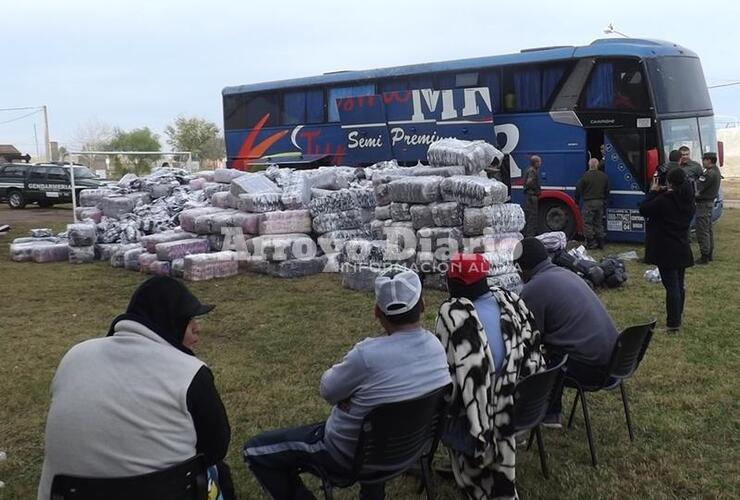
8;139;527;291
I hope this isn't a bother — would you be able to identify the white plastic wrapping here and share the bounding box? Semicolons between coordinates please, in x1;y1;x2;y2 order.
340;240;387;266
140;230;198;253
32;244;69;263
237;192;282;213
229;172;280;197
259;209;312;235
280;175;312;209
148;260;172;277
309;189;358;217
10;240;57;262
417;227;464;254
179;207;224;233
440;176;508;207
341;266;380;292
410;205;434;230
171;258;185;278
210;191;232;209
67;223;97;247
123;247;147;270
79;189;116;208
430;202;463;227
75;207;103;224
155;238;210;261
247;233;316;261
317;229;372;254
110;244;143;268
487;273;522;293
266;256;328;278
68;245;95;264
30;228;53;238
312;209;363;234
375;205;391;221
94;243;120;261
466;232;523;254
427;138;503;174
183;252;239;281
536;231;568;253
463;204;526;236
387;176;443;203
213;168;246;184
390;202;412;222
138;252;159;273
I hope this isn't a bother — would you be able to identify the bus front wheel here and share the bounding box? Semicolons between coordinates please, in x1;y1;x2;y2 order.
538;199;576;239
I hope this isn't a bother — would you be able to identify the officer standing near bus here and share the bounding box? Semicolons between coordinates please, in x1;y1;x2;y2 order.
523;155;542;237
695;152;721;264
576;158;610;249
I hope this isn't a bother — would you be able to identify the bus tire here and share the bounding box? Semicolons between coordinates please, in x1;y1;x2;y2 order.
539;199;576;239
8;190;26;209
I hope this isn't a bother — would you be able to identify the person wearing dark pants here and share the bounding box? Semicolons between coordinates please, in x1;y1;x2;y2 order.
576;158;610;249
694;152;721;264
523;155;542;237
244;266;451;499
639;168;695;332
545;353;609;416
516;238;619;427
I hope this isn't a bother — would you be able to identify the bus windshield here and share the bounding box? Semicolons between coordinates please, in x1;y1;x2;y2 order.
647;57;712;114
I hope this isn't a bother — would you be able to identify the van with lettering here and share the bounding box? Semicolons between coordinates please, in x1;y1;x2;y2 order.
0;163;104;209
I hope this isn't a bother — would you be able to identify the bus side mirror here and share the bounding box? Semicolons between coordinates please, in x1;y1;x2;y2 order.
718;141;724;167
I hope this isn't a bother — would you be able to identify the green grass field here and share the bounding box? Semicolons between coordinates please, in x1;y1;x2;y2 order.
1;209;739;499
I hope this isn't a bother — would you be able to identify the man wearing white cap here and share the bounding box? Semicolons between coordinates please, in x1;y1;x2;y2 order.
244;265;450;500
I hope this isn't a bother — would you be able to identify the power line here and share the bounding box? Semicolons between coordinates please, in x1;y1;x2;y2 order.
0;106;43;112
0;109;41;125
708;81;740;89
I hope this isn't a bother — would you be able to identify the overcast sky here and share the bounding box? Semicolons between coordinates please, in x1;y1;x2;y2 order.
2;0;739;154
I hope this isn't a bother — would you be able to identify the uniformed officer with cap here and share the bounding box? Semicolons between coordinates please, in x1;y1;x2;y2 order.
695;152;721;264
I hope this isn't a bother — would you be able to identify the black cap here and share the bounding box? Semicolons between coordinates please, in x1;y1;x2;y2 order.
515;237;548;271
702;152;717;163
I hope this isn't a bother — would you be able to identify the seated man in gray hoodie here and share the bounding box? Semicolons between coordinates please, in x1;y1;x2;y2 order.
516;238;619;427
244;265;451;500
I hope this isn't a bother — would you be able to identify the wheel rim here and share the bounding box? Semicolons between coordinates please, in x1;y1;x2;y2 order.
9;193;21;207
545;205;568;231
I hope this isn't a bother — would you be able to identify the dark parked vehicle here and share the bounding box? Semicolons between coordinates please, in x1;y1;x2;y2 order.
0;163;105;208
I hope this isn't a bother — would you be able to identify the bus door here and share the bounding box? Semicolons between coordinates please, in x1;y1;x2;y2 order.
336;95;392;165
602;128;652;242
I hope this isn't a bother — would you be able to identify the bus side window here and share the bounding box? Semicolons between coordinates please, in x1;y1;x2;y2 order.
408;76;433;90
455;72;478;87
584;60;649;110
327;84;375;122
282;92;306;125
437;74;455;90
482;70;501;113
379;79;408;92
246;94;279;127
503;66;543;112
306;89;325;123
223;94;248;130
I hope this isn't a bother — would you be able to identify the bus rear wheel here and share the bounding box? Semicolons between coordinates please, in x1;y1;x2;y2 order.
538;199;576;239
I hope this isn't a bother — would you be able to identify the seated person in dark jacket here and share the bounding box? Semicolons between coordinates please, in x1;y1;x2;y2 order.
38;277;235;500
639;168;695;332
516;238;619;427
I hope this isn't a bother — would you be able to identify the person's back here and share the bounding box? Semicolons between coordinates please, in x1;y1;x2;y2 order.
321;328;450;463
577;169;609;201
520;260;618;365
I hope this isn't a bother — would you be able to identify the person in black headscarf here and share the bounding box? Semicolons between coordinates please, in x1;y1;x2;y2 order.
639;167;696;333
38;277;235;500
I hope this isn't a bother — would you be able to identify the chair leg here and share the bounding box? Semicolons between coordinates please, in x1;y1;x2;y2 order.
620;381;635;442
534;425;549;479
580;390;598;467
419;457;435;500
567;389;581;429
526;428;535;451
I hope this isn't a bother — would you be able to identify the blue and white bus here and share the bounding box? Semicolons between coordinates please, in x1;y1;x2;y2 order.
222;38;723;242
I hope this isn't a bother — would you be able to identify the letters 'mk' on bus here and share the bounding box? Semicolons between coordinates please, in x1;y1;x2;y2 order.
222;38;722;242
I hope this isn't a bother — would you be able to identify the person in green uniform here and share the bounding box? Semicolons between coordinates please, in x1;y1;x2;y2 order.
695;152;721;264
576;158;610;249
523;155;542;237
679;145;703;193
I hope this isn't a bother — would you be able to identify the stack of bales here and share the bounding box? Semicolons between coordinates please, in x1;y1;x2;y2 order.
9;229;68;263
67;223;97;264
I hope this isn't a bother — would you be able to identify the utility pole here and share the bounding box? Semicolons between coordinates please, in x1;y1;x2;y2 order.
42;105;51;162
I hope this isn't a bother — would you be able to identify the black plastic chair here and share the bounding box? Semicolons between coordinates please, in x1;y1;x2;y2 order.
511;355;568;479
565;320;656;467
50;454;208;500
301;384;451;500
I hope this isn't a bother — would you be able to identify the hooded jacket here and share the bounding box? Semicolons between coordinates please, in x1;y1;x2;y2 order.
38;278;231;500
639;187;696;269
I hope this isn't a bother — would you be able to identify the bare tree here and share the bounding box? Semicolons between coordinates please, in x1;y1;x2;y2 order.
70;118;115;166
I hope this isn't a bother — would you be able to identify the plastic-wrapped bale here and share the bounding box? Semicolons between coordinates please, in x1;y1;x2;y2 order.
375;205;391;221
416;252;450;274
100;195;136;219
352;188;376;209
68;245;95;264
387;176;443;203
75;207;102;224
213;168;246;184
427;138;503;175
281;175;312;209
193;170;216;182
171;258;185;278
183;252;239;281
67;223;97;247
140;230;198;253
206;234;225;252
359;209;374;223
238;192;282;213
79;189;115;208
240;257;271;274
487;273;522;293
179;207;224;233
390;202;412;222
466;232;523;255
123;247;147;271
203;182;230;199
94;243;120;261
383;221;416;249
147;260;172;277
30;228;53;238
340;240;387;266
13;236;59;244
417;227;463;256
312;209;363;234
10;240;57;262
230;212;262;235
481;249;519;269
431;202;463;227
229;172;280;197
156;238;210;261
266;256;328;278
440;176;508;207
247;233;316;261
411;165;466;178
308;189;357;217
110;244;143;268
373;183;392;206
259;209;312;235
145;181;179;199
323;253;342;273
422;272;447;291
211;191;232;209
341;266;380;292
536;231;568;254
32;243;70;263
194;210;238;235
138;252;159;273
463;204;526;236
410;205;434;230
189;178;207;191
317;229;371;255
